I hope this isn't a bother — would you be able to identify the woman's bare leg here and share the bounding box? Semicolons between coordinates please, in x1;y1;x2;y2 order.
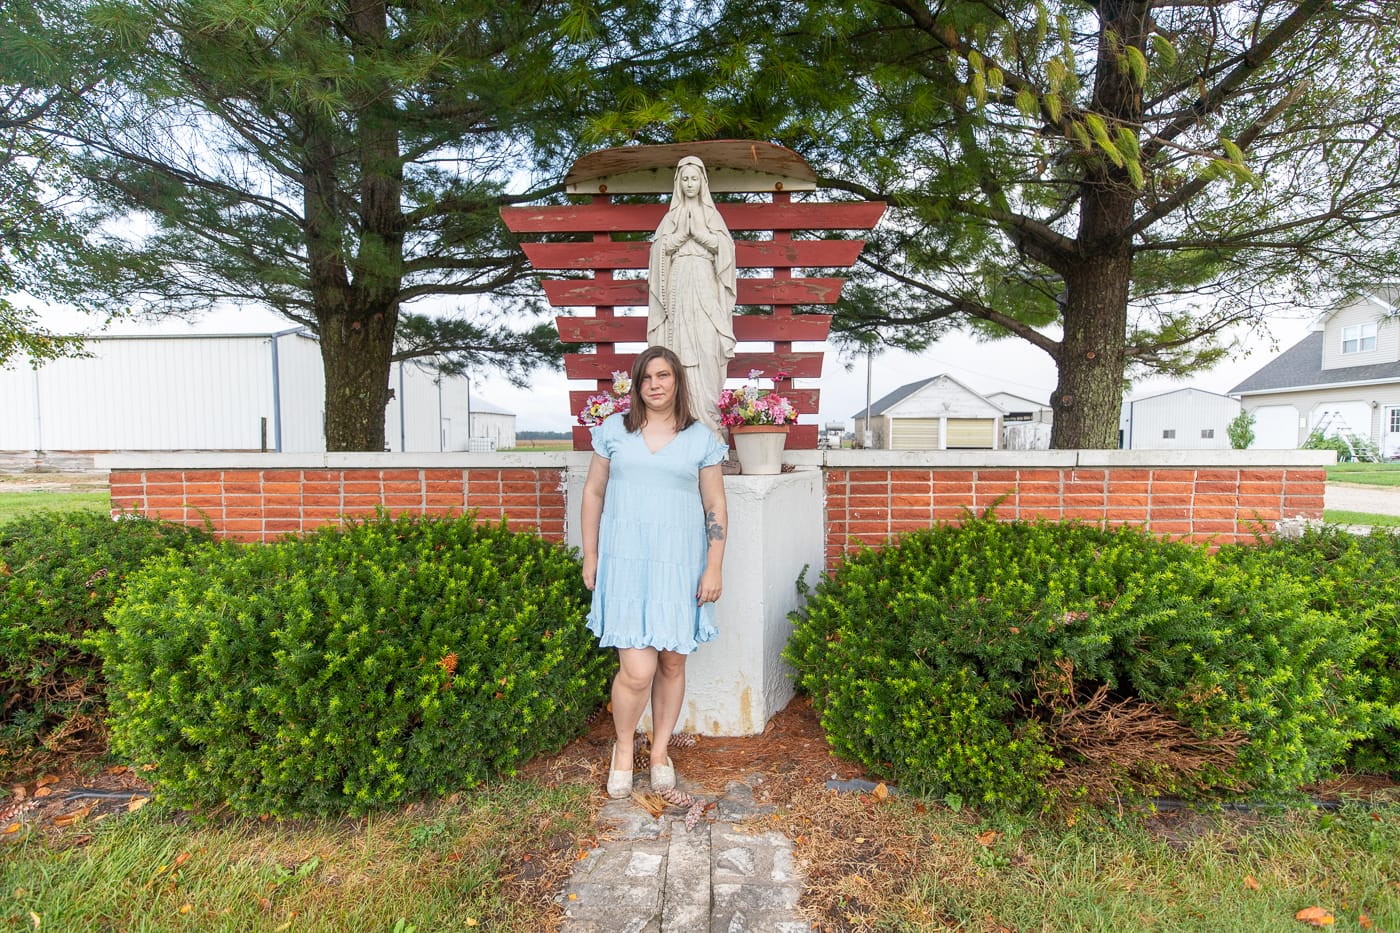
648;650;687;766
612;647;659;765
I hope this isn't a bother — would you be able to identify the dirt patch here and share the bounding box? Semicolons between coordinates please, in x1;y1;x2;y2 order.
517;695;867;794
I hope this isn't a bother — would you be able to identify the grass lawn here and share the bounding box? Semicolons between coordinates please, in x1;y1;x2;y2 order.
0;490;109;524
3;781;594;933
1327;463;1400;486
7;776;1398;932
1324;510;1400;528
781;781;1400;931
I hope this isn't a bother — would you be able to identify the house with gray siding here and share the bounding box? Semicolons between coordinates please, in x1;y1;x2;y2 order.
1230;289;1400;458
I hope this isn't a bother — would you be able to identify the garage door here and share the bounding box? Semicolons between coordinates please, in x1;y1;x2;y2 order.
1250;405;1299;448
891;418;940;449
1311;401;1372;439
946;418;997;449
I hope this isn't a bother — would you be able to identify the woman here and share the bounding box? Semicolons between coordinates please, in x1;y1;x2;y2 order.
581;345;729;797
647;156;737;440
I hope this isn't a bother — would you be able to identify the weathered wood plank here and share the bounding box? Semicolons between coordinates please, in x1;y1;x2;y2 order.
542;277;845;308
523;240;865;270
502;202;885;233
554;314;832;343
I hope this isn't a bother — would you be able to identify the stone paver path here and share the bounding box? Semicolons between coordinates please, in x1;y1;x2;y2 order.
559;778;813;933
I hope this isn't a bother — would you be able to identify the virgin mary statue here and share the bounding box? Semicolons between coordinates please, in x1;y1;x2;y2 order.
647;156;736;439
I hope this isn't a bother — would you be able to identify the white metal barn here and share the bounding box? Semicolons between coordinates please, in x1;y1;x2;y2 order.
1119;387;1241;450
851;374;1003;450
1;329;514;455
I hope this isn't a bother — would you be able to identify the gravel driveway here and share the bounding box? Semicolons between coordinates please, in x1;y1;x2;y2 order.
1324;482;1400;517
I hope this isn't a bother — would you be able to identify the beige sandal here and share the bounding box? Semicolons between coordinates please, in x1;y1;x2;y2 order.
650;756;676;792
606;743;633;799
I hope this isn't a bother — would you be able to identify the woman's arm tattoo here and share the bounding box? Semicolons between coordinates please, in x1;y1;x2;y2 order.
705;510;726;542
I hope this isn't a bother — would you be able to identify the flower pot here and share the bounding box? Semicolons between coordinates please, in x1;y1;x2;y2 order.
731;424;790;475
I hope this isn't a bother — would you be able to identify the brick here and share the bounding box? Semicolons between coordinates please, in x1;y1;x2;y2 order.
1193;519;1238;534
425;480;464;494
1018;494;1061;508
1021;507;1064;521
500;469;537;483
501;481;539;495
891;481;932;494
501;494;543;508
1240;469;1286;483
341;495;382;508
145;471;185;484
1106;469;1153;482
1149;506;1190;520
848;494;893;510
221;482;262;496
892;494;932;510
1147;520;1192;534
109;484;143;499
261;470;302;483
222;518;263;531
890;519;934;533
109;471;142;486
1106;494;1149;508
260;482;302;496
1062;508;1110;521
850;508;893;521
377;469;420;482
1194;481;1239;495
425;494;465;509
144;483;182;498
848;521;890;536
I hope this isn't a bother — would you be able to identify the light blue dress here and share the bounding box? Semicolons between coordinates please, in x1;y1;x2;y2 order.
588;413;729;654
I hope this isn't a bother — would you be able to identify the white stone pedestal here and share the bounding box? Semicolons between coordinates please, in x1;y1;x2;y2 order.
566;460;823;735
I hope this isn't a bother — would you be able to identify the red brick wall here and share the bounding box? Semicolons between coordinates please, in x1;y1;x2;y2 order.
824;466;1325;564
108;463;1327;557
109;468;567;542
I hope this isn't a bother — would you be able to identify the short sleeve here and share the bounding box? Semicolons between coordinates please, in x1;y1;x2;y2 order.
590;413;621;459
700;429;729;468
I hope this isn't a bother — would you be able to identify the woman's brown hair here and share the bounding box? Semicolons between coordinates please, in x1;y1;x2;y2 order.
623;346;699;434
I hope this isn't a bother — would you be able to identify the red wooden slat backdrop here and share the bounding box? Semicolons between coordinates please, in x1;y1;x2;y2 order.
501;185;884;451
502;201;886;233
521;240;865;271
542;277;846;307
555;315;833;343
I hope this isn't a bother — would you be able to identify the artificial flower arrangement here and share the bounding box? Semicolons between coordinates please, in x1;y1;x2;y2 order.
717;370;799;427
577;370;632;426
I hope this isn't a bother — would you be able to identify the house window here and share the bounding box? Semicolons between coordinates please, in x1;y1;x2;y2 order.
1162;429;1176;439
1201;428;1214;439
1342;323;1378;354
1390;408;1400;433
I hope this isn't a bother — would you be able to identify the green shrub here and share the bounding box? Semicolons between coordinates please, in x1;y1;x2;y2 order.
100;512;611;817
0;510;209;779
1218;526;1400;774
786;519;1370;812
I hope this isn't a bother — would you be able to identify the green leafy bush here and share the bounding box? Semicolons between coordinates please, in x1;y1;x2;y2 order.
100;513;611;817
0;510;209;779
1218;526;1400;774
786;519;1371;812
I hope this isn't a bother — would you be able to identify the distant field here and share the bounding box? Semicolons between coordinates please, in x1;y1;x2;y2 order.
0;490;109;524
1326;463;1400;486
509;439;574;450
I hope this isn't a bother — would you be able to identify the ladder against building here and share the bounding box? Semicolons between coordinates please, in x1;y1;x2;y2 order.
500;140;885;450
1312;410;1381;462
